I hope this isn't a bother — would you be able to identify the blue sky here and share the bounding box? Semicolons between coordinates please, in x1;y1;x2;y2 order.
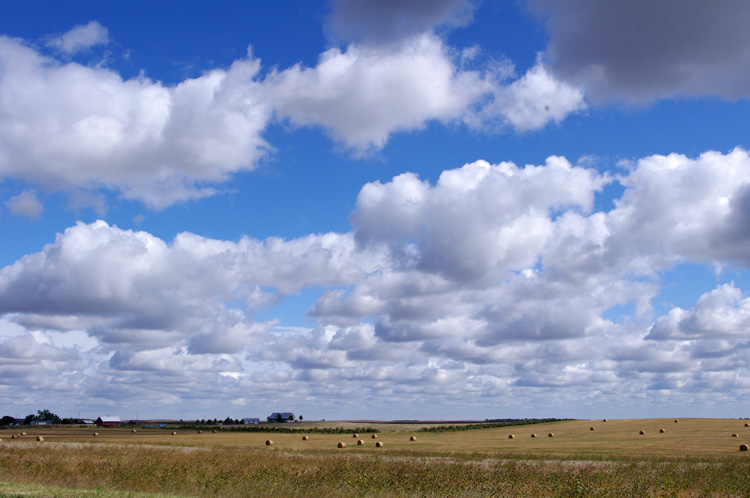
1;0;750;422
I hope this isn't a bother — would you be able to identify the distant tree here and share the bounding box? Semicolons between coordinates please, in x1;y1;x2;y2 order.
224;417;233;425
299;415;303;421
36;409;61;423
61;418;77;425
23;409;61;424
1;415;16;426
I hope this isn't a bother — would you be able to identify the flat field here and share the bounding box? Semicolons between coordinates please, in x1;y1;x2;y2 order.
2;418;749;497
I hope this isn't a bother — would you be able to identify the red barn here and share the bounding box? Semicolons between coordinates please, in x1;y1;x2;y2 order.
95;416;121;427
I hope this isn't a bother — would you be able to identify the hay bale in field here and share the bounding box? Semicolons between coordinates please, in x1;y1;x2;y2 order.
590;427;595;431
371;434;378;439
674;419;679;423
171;431;177;435
132;429;137;433
740;444;748;451
11;434;18;440
531;433;536;438
376;441;384;447
659;429;665;433
338;442;347;448
265;440;273;446
639;430;645;435
357;439;364;445
745;423;749;427
352;433;359;438
21;432;26;436
36;436;44;442
548;433;554;437
732;433;739;437
212;429;218;433
302;435;309;441
508;434;515;439
197;430;202;434
93;432;99;436
410;436;417;441
603;419;607;422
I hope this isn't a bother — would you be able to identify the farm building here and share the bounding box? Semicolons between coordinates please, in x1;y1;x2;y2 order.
30;420;54;426
242;418;260;425
267;412;295;422
96;416;121;427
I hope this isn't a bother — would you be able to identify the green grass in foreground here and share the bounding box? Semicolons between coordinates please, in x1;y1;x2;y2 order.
2;443;750;497
0;482;184;498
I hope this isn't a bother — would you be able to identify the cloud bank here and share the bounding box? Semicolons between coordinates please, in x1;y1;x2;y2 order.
2;149;749;417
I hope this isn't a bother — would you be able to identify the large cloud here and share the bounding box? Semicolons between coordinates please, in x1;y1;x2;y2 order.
648;283;750;341
604;148;750;269
0;36;271;208
528;0;750;102
351;156;607;281
267;34;585;152
265;34;488;152
0;220;385;357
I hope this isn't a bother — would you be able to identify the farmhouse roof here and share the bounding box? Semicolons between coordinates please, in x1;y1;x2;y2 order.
97;416;121;423
269;412;295;420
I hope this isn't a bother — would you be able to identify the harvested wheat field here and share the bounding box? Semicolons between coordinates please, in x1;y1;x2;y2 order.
3;418;746;457
1;419;749;497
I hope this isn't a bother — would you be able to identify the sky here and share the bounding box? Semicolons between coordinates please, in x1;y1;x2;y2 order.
1;0;750;422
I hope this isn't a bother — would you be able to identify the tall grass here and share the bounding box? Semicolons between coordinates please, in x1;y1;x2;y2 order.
2;442;749;497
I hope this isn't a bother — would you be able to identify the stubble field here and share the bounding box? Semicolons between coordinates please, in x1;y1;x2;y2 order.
1;418;749;497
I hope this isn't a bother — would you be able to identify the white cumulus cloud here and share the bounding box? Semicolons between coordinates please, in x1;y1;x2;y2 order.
46;21;110;54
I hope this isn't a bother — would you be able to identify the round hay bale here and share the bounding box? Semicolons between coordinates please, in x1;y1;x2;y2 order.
639;430;645;435
508;434;515;439
302;435;309;441
265;439;273;446
93;432;99;436
36;436;44;442
21;432;26;436
548;433;554;437
410;436;417;441
744;423;749;427
11;434;18;440
337;442;347;448
352;433;359;438
659;429;665;434
371;434;378;439
590;427;595;431
530;433;536;438
732;433;739;437
357;439;364;445
375;441;384;447
674;419;679;423
171;431;177;435
603;419;607;422
212;429;218;433
740;444;749;451
197;430;202;434
132;429;137;433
